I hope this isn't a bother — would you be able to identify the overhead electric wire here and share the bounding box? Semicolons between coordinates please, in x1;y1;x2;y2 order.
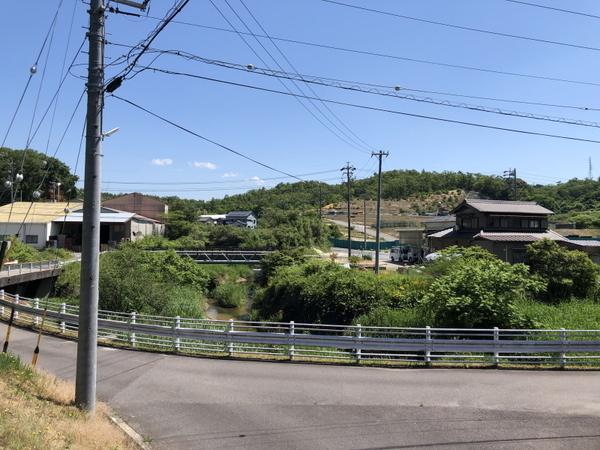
108;41;600;112
100;169;341;185
110;94;304;180
111;0;190;84
237;0;375;152
503;0;600;20
1;0;65;150
138;19;600;89
140;55;600;129
208;0;370;154
319;0;600;52
142;68;600;145
45;0;78;156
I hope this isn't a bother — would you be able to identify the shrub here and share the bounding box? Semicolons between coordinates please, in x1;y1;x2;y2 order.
423;257;543;328
212;282;247;308
55;247;208;317
526;239;598;301
254;261;428;324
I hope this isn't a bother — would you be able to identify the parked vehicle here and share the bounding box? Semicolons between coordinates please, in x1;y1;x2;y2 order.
390;245;419;263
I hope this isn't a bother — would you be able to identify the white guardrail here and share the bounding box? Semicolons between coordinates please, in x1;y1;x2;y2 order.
0;260;61;276
1;291;600;366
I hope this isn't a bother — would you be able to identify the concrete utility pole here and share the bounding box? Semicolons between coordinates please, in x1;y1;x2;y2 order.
363;197;367;252
75;0;105;413
504;168;517;200
372;151;389;274
341;162;355;258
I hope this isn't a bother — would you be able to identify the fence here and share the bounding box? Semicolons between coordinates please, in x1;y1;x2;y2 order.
330;239;401;251
0;260;61;276
1;291;600;367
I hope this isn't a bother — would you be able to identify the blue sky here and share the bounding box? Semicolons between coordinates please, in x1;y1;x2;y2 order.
2;0;600;199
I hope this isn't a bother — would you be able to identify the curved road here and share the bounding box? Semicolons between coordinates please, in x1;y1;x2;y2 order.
2;323;600;449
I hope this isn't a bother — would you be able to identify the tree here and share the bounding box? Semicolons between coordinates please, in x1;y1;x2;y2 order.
526;239;598;301
0;147;78;204
423;257;544;328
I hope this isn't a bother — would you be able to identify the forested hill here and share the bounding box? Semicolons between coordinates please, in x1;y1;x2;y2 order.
161;170;600;219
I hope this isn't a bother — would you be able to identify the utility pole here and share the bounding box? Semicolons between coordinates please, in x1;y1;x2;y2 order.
341;162;355;259
75;0;105;414
318;184;322;219
372;151;389;274
75;0;148;415
363;197;367;252
589;157;593;180
504;168;517;200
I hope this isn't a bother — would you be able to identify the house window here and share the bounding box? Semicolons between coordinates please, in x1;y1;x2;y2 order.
500;217;510;228
25;235;38;244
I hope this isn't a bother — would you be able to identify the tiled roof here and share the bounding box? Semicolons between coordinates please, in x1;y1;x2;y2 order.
474;229;566;242
427;227;478;240
454;199;553;215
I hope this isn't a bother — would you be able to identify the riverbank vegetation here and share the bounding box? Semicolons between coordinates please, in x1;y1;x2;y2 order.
253;241;600;330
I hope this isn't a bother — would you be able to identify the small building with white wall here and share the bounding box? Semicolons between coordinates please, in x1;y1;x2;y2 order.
0;202;81;249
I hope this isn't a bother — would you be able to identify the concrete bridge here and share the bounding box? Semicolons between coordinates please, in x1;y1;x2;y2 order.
0;260;62;297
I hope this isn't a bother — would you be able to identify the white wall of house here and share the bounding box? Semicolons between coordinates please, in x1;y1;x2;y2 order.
0;222;51;249
130;219;164;240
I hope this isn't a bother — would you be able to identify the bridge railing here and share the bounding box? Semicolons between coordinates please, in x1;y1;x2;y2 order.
0;260;62;276
1;291;600;367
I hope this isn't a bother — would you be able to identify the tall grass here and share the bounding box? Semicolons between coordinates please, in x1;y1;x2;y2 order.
515;298;600;329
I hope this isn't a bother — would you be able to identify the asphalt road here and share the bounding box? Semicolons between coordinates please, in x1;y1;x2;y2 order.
3;323;600;449
327;219;398;242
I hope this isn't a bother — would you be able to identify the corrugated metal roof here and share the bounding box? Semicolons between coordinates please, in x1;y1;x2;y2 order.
0;202;82;223
53;211;135;223
427;227;457;238
474;229;566;242
454;199;553;215
226;211;254;219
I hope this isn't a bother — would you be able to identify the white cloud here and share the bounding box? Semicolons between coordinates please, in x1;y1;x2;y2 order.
250;176;265;185
191;161;217;170
221;172;238;178
151;158;173;166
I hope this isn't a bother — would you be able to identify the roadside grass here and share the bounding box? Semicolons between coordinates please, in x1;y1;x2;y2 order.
0;352;136;450
515;298;600;329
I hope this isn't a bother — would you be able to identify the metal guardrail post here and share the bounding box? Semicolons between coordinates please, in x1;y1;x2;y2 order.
493;327;500;366
560;328;567;368
14;294;19;321
174;316;181;352
129;312;137;347
60;303;66;333
0;290;4;317
34;298;40;327
29;262;33;271
227;319;234;356
355;324;362;363
425;326;432;365
288;321;295;359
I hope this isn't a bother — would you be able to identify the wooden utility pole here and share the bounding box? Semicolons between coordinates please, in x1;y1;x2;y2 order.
341;162;355;259
372;151;389;274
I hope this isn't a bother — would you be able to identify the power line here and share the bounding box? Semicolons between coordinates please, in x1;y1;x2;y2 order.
208;0;371;154
108;0;190;86
319;0;600;52
99;169;341;185
110;94;304;180
142;56;600;128
503;0;600;20
237;0;374;152
137;19;600;89
108;41;600;112
1;0;65;149
142;68;600;145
